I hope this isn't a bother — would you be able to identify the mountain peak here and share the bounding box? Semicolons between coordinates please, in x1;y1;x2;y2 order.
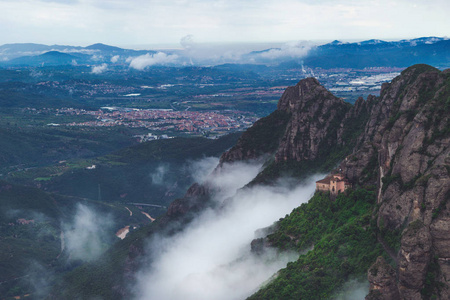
329;40;344;45
40;50;74;57
85;43;123;51
277;77;339;113
359;39;387;45
400;63;441;76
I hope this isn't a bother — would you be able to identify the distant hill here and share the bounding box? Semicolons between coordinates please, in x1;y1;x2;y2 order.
1;36;449;68
0;179;147;298
85;43;125;52
4;51;85;66
245;37;450;69
302;37;450;68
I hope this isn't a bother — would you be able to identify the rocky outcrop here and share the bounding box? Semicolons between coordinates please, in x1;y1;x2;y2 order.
159;183;211;225
274;78;350;162
162;65;449;299
338;65;450;299
366;257;400;300
220;77;370;173
219;109;290;164
397;221;432;299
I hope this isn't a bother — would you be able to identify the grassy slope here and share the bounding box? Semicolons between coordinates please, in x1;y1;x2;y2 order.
248;188;387;300
5;133;241;210
0;124;138;174
0;180;148;298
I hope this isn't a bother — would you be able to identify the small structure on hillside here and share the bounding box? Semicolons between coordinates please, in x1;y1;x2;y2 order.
316;173;351;195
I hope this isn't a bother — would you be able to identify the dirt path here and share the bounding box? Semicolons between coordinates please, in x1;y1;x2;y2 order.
141;212;155;222
125;206;132;217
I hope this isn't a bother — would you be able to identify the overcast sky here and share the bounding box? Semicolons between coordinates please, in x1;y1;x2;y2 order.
1;0;448;48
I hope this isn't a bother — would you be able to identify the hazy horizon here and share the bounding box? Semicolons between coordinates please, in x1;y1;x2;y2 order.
1;0;448;47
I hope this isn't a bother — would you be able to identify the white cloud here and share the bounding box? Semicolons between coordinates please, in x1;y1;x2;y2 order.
128;52;179;70
91;54;103;61
91;63;108;74
257;41;313;60
24;262;54;299
1;0;449;46
180;34;195;49
110;54;120;63
150;164;169;186
63;204;113;262
185;157;220;184
134;160;321;300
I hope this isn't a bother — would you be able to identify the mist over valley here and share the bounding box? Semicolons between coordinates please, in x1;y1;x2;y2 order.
0;1;449;298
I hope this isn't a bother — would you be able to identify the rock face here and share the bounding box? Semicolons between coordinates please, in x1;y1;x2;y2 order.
366;257;400;300
159;182;211;225
339;65;450;299
274;78;350;162
220;77;370;170
161;65;450;299
222;65;449;299
398;221;433;299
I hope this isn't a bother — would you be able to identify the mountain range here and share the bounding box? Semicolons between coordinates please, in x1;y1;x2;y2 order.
42;64;449;299
1;37;449;68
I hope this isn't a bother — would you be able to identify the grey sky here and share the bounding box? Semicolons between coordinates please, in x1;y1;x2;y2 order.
0;0;448;47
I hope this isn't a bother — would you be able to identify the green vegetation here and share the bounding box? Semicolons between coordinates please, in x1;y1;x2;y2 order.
0;122;138;174
49;220;159;300
6;133;241;210
399;64;440;86
0;179;150;297
231;109;291;158
249;188;385;300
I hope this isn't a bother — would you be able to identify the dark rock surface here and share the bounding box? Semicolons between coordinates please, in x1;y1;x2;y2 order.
366;256;400;300
157;65;450;299
339;65;450;299
274;78;350;162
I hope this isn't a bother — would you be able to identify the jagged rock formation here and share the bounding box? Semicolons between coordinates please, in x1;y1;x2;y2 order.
159;182;211;226
165;65;449;299
221;65;450;299
366;257;401;300
220;77;371;184
170;77;371;224
337;65;449;299
274;78;350;162
221;78;356;165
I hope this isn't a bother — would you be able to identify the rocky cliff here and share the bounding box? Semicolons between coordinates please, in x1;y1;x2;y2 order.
221;78;358;165
220;77;372;184
167;77;372;224
220;64;449;299
274;77;350;162
336;65;449;299
148;65;449;299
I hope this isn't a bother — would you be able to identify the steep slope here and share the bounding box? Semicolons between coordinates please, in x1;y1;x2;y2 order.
220;77;371;183
250;64;450;300
339;65;450;299
46;64;449;300
0;180;141;298
164;77;369;226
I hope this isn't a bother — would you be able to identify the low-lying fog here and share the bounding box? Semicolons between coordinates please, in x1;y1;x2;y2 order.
134;158;320;300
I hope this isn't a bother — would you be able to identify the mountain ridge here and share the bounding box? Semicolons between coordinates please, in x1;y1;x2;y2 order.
244;64;449;299
172;64;449;299
44;64;449;299
1;37;449;68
